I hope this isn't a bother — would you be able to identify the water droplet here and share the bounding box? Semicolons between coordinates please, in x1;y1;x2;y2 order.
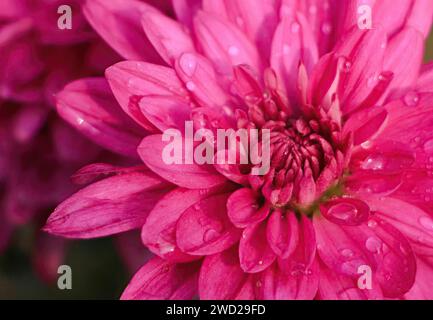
321;22;332;34
419;216;433;231
291;22;300;33
361;154;386;171
399;244;409;255
290;263;306;276
423;139;433;153
255;280;262;288
186;81;196;91
340;248;354;258
162;265;170;273
403;91;420;107
159;243;175;254
309;5;318;14
179;53;198;77
228;46;240;56
367;74;377;88
339;57;352;73
203;229;220;242
367;220;377;228
77;118;84;125
258;260;263;265
327;203;358;220
365;236;382;253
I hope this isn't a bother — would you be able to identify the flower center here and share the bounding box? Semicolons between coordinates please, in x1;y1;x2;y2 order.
236;72;351;214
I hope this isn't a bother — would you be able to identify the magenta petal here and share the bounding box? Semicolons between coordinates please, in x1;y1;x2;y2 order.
226;188;268;228
334;27;387;114
142;186;232;262
199;246;256;300
139;95;191;131
175;52;232;109
121;257;200;300
263;216;319;300
261;259;319;300
384;27;424;99
56;78;146;158
363;196;433;250
176;193;241;255
138;134;227;189
314;215;376;277
368;218;417;298
105;61;188;131
239;221;276;273
266;210;299;258
194;10;261;76
141;9;196;65
271;13;318;103
44;172;169;239
71;163;148;186
83;0;161;62
318;259;384;300
320;198;370;226
344;107;388;147
405;258;433;300
172;0;201;30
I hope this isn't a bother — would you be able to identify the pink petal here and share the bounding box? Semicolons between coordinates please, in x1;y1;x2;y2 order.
318;259;383;300
56;78;146;158
142;185;233;262
263;216;319;300
83;0;161;62
404;258;433;300
266;210;299;258
315;213;417;298
384;27;424;99
141;9;196;65
199;245;259;300
172;0;202;30
105;61;188;131
271;13;318;103
226;188;268;228
71;163;148;186
121;257;201;300
363;196;433;252
203;0;278;61
314;215;376;277
44;172;169;239
175;52;232;109
261;259;319;300
333;27;387;114
343;107;388;147
139;95;191;131
176;193;241;255
368;218;417;298
194;10;262;76
138;134;227;189
239;221;276;273
405;0;433;38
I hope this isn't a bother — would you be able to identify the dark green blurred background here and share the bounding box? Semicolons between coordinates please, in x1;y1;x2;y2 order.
0;226;129;299
1;31;433;301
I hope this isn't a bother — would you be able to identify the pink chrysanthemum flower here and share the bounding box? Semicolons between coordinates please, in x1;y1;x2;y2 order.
46;0;433;299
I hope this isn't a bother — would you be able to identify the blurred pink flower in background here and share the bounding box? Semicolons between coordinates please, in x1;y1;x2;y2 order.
44;0;433;299
0;0;153;282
